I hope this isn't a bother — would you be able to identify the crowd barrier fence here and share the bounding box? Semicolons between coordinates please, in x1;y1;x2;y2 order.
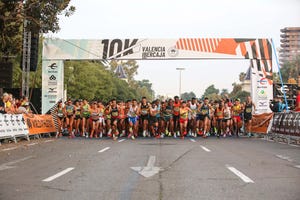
0;114;56;144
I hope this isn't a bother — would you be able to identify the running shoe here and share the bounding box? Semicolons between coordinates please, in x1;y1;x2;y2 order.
143;130;146;137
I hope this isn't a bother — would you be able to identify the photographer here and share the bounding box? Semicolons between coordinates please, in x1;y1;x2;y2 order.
270;98;286;113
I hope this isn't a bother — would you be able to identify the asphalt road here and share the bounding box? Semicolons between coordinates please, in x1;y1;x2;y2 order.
0;136;299;200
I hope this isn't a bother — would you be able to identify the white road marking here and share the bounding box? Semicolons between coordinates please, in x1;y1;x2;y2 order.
0;156;33;171
2;147;18;151
42;167;74;182
44;140;54;143
98;147;110;153
200;145;211;152
190;139;196;142
27;143;38;146
226;165;254;183
294;165;300;169
118;139;126;143
276;154;293;162
289;144;300;148
131;155;163;178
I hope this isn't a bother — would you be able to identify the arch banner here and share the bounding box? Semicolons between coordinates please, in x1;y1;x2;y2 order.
42;38;273;114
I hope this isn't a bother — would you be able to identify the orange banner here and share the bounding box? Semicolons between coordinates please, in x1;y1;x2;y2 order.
251;113;274;134
23;114;56;135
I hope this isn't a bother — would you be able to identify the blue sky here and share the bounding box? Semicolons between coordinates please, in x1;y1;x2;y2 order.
50;0;300;97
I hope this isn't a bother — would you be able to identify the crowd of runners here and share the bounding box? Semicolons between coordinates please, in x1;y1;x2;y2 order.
54;95;256;140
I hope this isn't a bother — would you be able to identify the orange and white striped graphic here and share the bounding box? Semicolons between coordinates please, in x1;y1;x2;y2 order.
175;38;272;60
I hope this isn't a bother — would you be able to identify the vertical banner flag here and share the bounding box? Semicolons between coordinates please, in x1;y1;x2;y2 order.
251;59;273;113
42;60;64;114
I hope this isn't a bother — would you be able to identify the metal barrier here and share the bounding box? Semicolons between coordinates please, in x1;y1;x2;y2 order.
0;114;56;144
0;114;29;143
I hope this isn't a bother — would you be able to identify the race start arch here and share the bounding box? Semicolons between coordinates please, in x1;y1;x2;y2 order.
42;38;273;114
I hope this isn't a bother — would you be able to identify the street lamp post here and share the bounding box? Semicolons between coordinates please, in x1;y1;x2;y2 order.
176;67;185;98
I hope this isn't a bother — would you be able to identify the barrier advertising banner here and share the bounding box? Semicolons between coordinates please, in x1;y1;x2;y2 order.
0;114;29;138
23;114;56;135
271;112;300;136
251;113;274;134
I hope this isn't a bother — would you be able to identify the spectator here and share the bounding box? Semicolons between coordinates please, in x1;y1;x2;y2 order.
270;98;286;112
0;93;7;114
295;88;300;112
17;102;32;114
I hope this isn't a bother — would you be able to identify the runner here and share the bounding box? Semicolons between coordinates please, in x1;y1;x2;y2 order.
127;99;139;139
81;99;91;138
231;98;243;137
54;101;64;138
173;96;181;138
179;101;192;139
155;99;162;137
140;97;150;137
214;100;224;138
65;99;75;138
188;97;198;137
243;96;256;137
223;101;232;137
149;101;159;138
197;97;210;137
110;99;120;140
89;101;100;138
162;99;173;137
97;101;105;138
74;100;82;136
118;100;126;137
104;101;112;137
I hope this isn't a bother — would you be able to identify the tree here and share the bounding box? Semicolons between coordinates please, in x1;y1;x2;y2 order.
274;56;300;83
0;0;75;57
220;88;229;96
202;84;219;99
181;91;196;100
229;82;250;102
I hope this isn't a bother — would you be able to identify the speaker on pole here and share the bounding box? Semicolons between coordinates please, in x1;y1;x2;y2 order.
0;61;13;88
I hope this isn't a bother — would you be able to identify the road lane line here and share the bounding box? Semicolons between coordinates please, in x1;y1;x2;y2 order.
0;156;33;171
276;154;293;162
190;139;196;142
118;139;126;143
42;167;74;182
289;144;300;148
2;147;18;151
226;165;254;183
27;143;38;146
98;147;110;153
294;165;300;169
44;140;54;143
200;145;211;152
